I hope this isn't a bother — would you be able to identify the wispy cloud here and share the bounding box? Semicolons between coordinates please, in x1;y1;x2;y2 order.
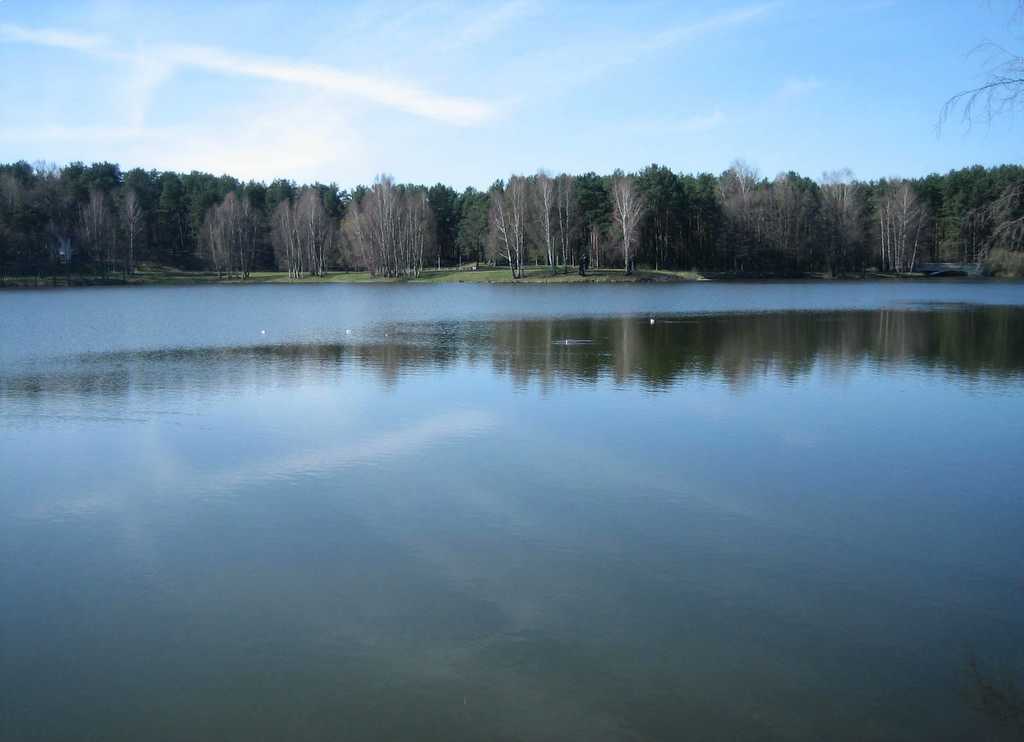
0;22;497;126
502;2;781;98
156;43;495;125
0;23;106;52
643;2;782;53
452;0;539;47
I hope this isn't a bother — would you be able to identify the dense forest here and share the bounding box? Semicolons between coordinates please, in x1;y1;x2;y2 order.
1;159;1023;282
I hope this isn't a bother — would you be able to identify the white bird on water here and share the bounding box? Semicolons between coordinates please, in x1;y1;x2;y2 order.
649;317;655;325
260;329;266;335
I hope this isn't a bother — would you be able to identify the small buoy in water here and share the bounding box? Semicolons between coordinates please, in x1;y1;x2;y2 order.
345;329;352;335
260;329;266;335
649;317;655;325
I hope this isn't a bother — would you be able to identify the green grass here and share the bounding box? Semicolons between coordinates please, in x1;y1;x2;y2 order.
7;265;1005;288
404;266;701;284
0;265;706;288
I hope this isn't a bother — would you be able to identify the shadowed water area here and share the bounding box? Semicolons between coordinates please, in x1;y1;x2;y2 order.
2;282;1024;741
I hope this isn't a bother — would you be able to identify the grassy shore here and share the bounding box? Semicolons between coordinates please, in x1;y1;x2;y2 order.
2;264;1005;288
1;265;705;288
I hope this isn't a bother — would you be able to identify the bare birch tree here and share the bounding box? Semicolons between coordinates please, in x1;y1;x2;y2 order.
556;173;575;272
343;175;431;277
119;187;143;277
489;176;528;279
878;180;927;273
820;169;862;276
197;191;260;278
80;189;112;276
403;188;431;276
237;193;259;279
220;192;244;278
765;173;816;268
200;203;230;276
296;188;332;277
532;171;557;273
718;160;760;270
611;173;644;274
983;182;1024;256
272;198;303;277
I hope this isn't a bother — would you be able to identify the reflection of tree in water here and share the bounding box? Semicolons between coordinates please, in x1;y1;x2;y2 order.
490;307;1024;390
2;308;1023;402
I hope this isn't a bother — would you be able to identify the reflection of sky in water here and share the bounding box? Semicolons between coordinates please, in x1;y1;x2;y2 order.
2;285;1024;741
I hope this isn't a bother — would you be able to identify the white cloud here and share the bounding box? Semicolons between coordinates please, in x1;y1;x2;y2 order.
144;98;368;182
450;0;539;47
121;54;177;127
152;43;495;126
0;23;106;52
0;95;371;183
0;22;497;126
497;2;781;99
643;2;781;53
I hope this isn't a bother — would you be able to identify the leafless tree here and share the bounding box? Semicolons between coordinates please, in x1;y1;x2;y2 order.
34;164;75;265
200;200;230;276
610;173;644;274
489;176;528;279
220;192;246;278
718;160;761;270
719;160;759;202
237;193;260;279
402;188;431;276
585;223;608;270
80;188;113;276
878;180;927;273
296;188;333;277
346;175;398;276
532;171;557;273
820;169;862;275
556;173;575;272
272;198;303;277
942;45;1024;128
199;192;254;278
941;2;1024;129
0;173;19;215
119;187;143;277
987;182;1024;254
344;175;431;277
765;173;816;268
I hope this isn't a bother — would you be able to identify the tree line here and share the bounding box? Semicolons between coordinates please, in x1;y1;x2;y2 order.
1;159;1023;282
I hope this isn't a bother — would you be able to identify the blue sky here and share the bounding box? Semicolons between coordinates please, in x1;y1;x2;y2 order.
0;0;1021;189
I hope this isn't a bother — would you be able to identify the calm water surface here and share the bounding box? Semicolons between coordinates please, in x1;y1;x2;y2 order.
2;282;1024;741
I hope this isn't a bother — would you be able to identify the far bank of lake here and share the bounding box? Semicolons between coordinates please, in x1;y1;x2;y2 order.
1;264;1018;289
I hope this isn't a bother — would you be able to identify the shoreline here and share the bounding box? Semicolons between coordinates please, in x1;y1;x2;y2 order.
0;266;1012;289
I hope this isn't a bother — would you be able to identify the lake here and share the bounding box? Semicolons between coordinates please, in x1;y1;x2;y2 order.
2;281;1023;741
